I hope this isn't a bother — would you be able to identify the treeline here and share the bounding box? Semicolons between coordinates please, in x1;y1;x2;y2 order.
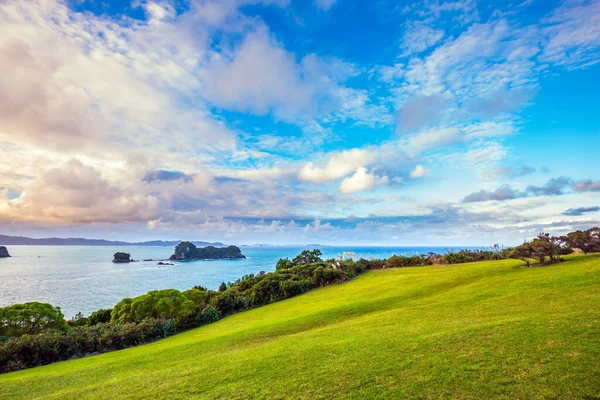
509;228;600;267
1;229;599;373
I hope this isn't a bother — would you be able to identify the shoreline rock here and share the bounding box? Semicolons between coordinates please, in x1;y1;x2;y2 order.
0;246;10;258
112;252;132;263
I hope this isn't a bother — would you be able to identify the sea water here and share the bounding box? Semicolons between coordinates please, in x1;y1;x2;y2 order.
0;245;461;317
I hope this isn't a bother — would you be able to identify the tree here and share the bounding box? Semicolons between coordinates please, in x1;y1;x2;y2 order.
561;230;592;253
275;258;292;271
68;312;88;327
560;228;600;254
530;236;555;265
588;227;600;252
87;308;112;326
218;282;228;292
510;241;534;267
291;249;323;266
0;302;67;337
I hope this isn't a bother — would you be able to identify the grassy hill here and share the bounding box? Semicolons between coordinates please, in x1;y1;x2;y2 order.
1;254;599;399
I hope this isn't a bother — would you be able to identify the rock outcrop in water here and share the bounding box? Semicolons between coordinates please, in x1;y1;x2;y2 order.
113;252;132;263
169;242;245;260
0;246;10;258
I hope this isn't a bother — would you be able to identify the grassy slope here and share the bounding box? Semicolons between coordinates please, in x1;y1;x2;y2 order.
1;255;600;399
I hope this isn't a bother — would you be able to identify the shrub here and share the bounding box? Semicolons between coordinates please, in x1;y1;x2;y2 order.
0;320;173;373
154;319;176;338
197;306;222;326
111;289;196;327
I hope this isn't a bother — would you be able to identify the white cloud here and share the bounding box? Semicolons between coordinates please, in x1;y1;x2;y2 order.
400;23;445;56
298;148;377;183
540;0;600;69
405;127;463;154
410;164;426;179
338;167;389;194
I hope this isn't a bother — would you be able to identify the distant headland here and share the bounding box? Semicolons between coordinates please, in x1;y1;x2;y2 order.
0;234;224;247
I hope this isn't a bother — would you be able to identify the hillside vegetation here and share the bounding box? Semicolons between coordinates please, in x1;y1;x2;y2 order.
1;254;599;399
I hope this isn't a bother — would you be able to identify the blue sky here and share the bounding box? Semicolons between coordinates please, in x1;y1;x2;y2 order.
0;0;598;245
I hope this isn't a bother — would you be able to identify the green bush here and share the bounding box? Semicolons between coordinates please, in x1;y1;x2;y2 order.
111;289;196;326
154;319;176;338
197;306;222;325
0;320;173;373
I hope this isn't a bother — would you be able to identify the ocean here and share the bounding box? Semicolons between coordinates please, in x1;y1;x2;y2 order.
0;245;463;318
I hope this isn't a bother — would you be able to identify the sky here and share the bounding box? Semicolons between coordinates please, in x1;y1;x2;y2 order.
0;0;599;246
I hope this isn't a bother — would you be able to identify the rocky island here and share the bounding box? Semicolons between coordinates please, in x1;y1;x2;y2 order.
0;246;10;258
113;252;132;263
169;242;246;260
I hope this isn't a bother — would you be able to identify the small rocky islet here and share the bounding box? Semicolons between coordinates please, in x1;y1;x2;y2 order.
0;246;10;258
169;242;246;261
111;242;245;263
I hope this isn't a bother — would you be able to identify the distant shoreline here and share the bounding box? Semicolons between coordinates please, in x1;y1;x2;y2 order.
0;234;224;247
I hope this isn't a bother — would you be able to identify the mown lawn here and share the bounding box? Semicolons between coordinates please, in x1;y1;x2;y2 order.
1;254;599;399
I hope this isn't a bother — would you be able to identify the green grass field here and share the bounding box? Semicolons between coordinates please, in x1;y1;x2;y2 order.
2;254;600;399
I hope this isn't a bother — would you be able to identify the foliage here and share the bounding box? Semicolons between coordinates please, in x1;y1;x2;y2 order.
0;320;174;373
276;249;323;271
196;306;222;326
561;227;600;254
275;257;293;271
111;289;196;327
218;282;228;292
68;312;88;327
510;233;565;266
171;242;245;260
0;302;67;337
154;319;176;338
292;249;323;266
87;308;112;326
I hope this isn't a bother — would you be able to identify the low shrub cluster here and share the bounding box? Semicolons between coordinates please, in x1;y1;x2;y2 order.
0;319;174;373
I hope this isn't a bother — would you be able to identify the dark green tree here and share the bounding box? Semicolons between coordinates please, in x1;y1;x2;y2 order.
291;249;323;266
275;257;292;270
87;308;112;326
509;242;534;267
218;282;228;292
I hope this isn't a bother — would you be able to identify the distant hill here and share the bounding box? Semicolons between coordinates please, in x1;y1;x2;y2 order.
0;234;224;247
